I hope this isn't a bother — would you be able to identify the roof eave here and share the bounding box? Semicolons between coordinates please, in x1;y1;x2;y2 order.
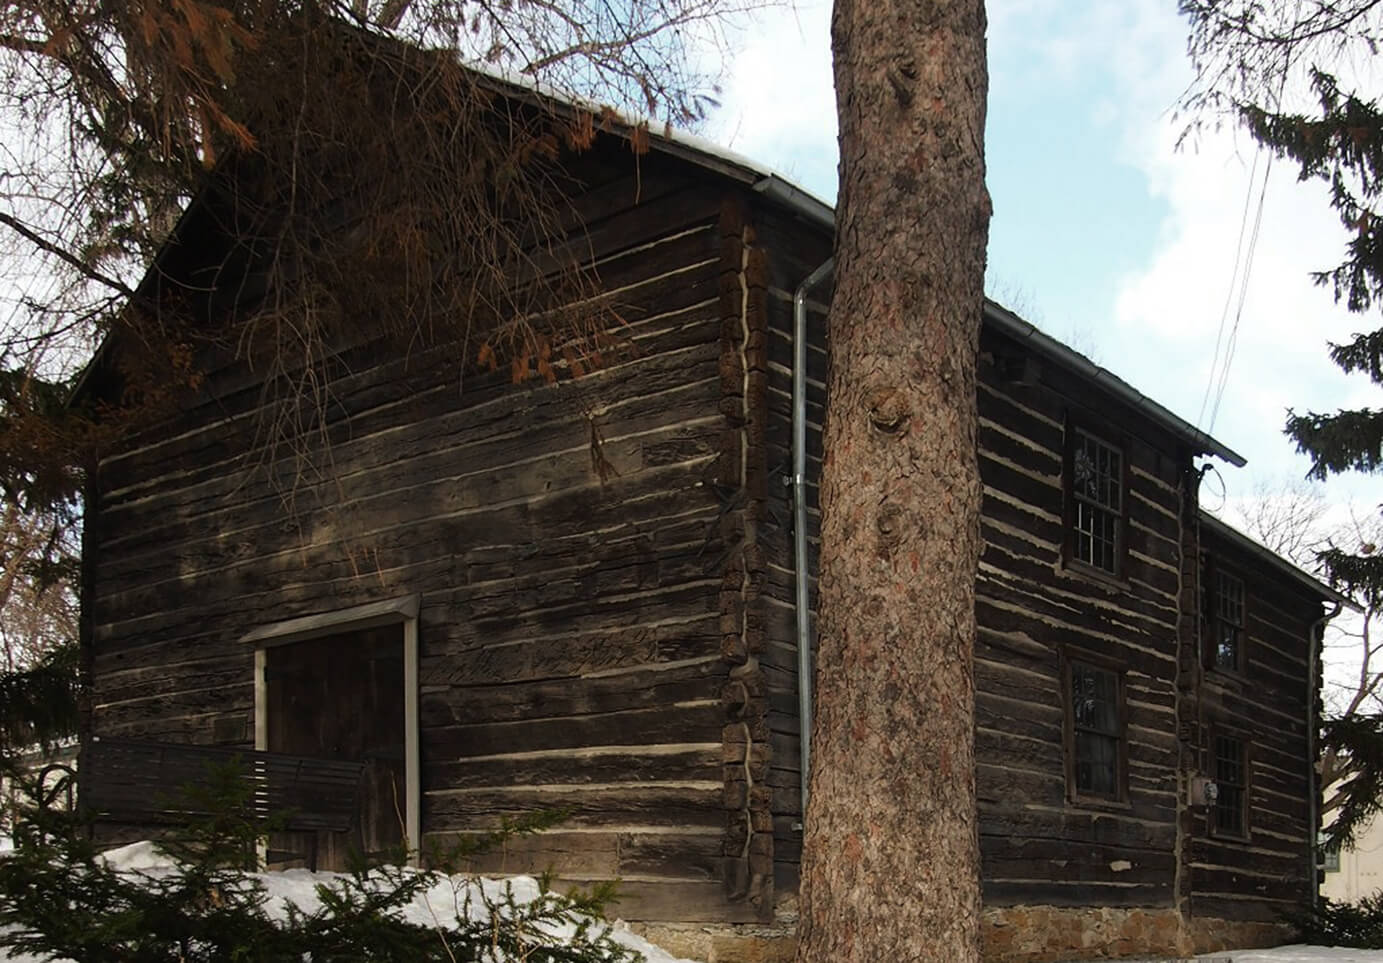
981;299;1247;468
1199;512;1359;610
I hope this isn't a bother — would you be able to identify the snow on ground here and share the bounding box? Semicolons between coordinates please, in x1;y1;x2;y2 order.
1205;949;1383;961
1;841;698;963
8;843;1383;963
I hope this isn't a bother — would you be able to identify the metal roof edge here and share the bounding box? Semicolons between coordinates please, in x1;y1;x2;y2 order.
740;171;1247;469
1199;511;1358;610
750;175;836;232
66;60;1253;478
981;299;1247;467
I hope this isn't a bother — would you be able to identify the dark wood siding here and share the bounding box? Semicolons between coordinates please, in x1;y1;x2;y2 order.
1188;526;1320;922
85;143;768;922
83;127;1327;931
973;326;1185;909
756;253;1197;911
752;200;832;895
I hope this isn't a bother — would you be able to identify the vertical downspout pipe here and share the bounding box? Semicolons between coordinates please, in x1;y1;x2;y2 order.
792;257;833;820
1308;601;1343;908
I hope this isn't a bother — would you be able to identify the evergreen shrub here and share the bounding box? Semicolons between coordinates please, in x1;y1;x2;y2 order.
0;763;644;962
1295;893;1383;949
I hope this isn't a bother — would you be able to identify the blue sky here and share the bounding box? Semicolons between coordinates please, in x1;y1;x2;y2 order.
703;0;1383;517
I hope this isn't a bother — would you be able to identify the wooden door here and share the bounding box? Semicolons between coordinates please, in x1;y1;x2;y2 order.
263;623;406;868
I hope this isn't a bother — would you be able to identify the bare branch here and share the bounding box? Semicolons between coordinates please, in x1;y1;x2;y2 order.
0;211;132;297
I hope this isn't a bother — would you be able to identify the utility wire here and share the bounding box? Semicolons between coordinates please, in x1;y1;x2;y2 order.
1209;152;1275;433
1196;0;1304;437
1196;150;1263;432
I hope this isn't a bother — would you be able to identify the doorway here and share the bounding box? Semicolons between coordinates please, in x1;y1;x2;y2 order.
246;595;420;870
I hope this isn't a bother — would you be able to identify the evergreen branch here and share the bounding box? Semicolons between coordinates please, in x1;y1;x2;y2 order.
1322;714;1383;849
1286;406;1383;478
0;642;77;755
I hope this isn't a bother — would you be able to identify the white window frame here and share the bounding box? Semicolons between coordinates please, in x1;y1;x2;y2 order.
241;594;420;865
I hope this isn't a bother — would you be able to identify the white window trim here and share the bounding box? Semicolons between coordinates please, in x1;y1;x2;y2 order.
241;594;420;866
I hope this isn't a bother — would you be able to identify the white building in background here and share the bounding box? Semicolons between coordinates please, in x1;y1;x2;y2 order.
1322;812;1383;903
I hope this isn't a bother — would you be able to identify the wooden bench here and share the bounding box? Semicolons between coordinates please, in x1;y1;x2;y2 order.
81;738;366;869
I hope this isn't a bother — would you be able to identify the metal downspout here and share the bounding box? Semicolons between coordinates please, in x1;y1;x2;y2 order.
792;257;833;821
1309;600;1343;908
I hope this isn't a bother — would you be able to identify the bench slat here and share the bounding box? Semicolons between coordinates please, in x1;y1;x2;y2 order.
82;739;365;834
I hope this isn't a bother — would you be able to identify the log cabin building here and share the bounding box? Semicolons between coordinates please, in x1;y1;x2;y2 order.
76;73;1348;962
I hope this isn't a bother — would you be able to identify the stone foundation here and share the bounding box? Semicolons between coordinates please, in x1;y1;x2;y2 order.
982;905;1186;961
631;922;795;963
632;907;1294;963
1185;917;1294;957
982;906;1293;962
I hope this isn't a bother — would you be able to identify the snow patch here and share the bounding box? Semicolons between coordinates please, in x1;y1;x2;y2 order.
1217;948;1383;962
0;841;699;963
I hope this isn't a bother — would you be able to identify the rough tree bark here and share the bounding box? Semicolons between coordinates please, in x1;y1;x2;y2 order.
795;1;990;961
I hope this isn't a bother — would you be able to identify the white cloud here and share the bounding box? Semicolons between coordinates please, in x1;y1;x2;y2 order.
705;0;1383;504
704;1;836;197
1109;106;1379;490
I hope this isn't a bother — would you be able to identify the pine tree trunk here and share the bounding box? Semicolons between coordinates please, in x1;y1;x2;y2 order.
795;2;990;960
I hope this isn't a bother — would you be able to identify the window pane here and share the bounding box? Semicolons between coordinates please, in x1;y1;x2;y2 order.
1072;664;1119;734
1215;736;1243;784
1217;572;1244;626
1215;784;1244;834
1070;661;1122;799
1211;571;1245;671
1215;626;1239;670
1071;432;1121;573
1213;735;1246;835
1074;434;1121;510
1075;732;1118;796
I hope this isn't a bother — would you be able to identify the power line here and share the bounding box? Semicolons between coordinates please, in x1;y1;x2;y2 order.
1196;0;1305;437
1196;149;1263;433
1209;151;1276;434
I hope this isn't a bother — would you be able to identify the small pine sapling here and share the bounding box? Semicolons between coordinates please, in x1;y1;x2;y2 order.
0;767;645;962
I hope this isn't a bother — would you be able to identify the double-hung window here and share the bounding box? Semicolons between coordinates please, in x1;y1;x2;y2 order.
1068;428;1124;576
1066;658;1126;802
1211;733;1249;838
1210;568;1245;672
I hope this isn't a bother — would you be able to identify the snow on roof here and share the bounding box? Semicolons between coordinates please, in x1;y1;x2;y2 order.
465;59;836;229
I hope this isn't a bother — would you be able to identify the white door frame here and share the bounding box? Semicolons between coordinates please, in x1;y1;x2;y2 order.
241;594;420;865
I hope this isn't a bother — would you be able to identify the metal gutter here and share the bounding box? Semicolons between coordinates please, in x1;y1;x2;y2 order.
791;256;834;822
752;176;836;233
1307;600;1343;908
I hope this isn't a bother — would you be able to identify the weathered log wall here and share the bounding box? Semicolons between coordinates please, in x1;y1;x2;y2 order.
85;141;774;922
84;126;1325;936
1185;523;1319;923
751;202;832;897
753;233;1191;908
753;221;1320;927
972;326;1187;910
